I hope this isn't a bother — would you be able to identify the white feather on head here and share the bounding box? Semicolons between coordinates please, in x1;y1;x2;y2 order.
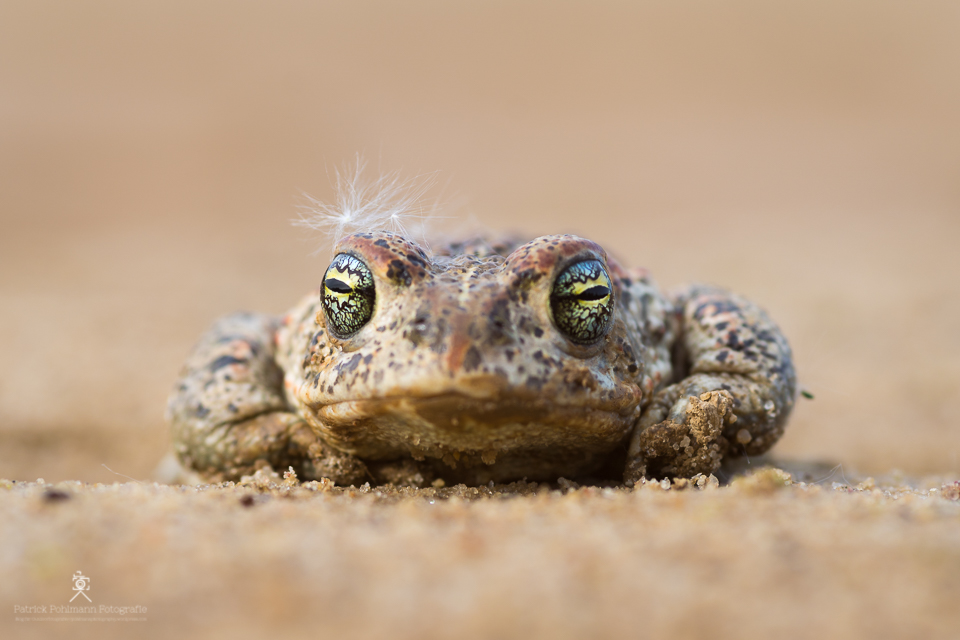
294;155;446;253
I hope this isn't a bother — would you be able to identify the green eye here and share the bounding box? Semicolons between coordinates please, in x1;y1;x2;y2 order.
322;254;375;337
550;260;614;344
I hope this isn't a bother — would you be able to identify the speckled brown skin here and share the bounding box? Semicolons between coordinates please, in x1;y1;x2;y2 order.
623;287;797;483
167;232;796;486
165;313;368;485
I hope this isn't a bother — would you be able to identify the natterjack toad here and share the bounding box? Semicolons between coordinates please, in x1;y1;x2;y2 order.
167;231;796;487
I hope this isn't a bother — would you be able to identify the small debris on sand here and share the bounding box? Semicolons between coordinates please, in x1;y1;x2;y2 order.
2;465;958;639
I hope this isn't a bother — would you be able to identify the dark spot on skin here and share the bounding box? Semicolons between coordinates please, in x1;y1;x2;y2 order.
386;259;413;286
531;350;558;368
327;386;334;394
227;403;239;413
564;368;599;391
195;404;210;418
512;268;543;289
507;288;527;304
505;349;515;362
627;363;639;374
726;331;741;349
463;346;483;372
209;355;246;371
337;353;364;375
239;494;255;507
715;321;729;331
374;239;390;249
526;376;546;390
533;327;544;338
363;354;373;365
405;252;427;267
486;298;513;345
313;373;321;388
694;300;741;321
716;350;730;363
43;489;70;502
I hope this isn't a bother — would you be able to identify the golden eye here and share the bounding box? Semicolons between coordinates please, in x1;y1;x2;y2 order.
322;254;375;337
550;260;614;344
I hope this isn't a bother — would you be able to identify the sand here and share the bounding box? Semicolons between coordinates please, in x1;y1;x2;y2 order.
4;466;960;640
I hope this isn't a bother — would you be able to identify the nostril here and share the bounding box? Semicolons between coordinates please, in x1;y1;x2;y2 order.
486;300;513;346
404;314;431;347
488;320;514;346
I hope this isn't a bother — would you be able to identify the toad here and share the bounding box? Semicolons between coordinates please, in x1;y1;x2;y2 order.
167;232;796;486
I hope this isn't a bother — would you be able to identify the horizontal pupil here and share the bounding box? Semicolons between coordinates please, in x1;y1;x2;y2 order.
325;278;353;294
574;285;610;301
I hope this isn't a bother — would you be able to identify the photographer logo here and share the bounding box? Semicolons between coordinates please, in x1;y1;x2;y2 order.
13;570;147;622
69;571;92;603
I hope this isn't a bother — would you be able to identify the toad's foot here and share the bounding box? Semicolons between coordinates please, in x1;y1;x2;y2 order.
625;286;796;484
301;433;371;486
624;389;733;483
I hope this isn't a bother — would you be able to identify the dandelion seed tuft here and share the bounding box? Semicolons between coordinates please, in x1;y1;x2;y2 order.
294;155;446;252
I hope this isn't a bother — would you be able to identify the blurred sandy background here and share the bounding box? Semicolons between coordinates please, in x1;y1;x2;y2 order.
1;0;959;482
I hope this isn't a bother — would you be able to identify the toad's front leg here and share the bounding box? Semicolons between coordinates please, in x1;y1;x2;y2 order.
624;286;797;484
166;312;369;485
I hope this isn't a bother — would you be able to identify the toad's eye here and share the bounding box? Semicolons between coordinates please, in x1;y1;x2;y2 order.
322;254;375;337
550;260;614;344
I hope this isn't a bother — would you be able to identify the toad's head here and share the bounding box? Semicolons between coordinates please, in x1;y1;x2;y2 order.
292;231;657;482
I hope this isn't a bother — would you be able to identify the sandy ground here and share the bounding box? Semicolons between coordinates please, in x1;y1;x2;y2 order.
1;1;959;638
4;468;960;640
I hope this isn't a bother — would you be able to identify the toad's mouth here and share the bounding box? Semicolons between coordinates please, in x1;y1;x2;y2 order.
313;390;639;426
304;391;639;460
